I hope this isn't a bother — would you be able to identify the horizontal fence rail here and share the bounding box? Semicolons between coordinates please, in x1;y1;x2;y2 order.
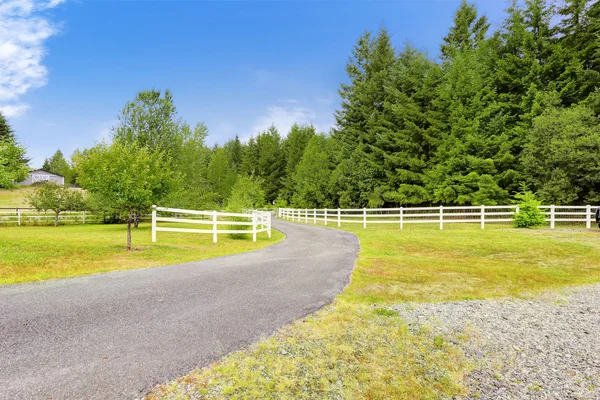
279;205;599;230
0;208;103;226
152;206;272;243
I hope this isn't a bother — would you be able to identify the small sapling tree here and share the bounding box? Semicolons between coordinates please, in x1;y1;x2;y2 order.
513;183;546;228
28;183;87;226
74;141;177;250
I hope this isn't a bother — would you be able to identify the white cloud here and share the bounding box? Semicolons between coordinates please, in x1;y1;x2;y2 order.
316;92;335;106
246;102;336;142
0;103;29;117
249;106;316;139
0;0;64;116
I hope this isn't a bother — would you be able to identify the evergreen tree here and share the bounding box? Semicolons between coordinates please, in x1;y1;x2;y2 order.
332;27;396;206
280;124;315;202
224;135;243;173
373;45;440;205
240;137;259;176
42;149;71;181
0;112;15;141
208;146;237;207
254;126;284;203
440;0;490;60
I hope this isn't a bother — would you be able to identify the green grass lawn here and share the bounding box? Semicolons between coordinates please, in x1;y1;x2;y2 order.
0;223;284;284
148;222;600;400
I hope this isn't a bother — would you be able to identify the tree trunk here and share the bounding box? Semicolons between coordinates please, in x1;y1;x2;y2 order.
55;212;59;227
127;215;132;251
134;213;140;228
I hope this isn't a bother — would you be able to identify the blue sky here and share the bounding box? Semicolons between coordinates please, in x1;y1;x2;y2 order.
2;0;508;166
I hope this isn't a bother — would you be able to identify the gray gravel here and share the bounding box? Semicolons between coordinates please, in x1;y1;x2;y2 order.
393;284;600;400
0;219;359;400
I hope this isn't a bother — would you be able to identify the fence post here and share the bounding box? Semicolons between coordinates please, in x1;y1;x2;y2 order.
338;208;341;227
305;208;308;224
151;205;157;242
268;213;272;238
400;207;403;230
83;211;86;225
314;208;316;225
212;210;218;243
324;208;328;226
439;205;444;230
17;208;20;226
363;207;367;229
252;211;257;242
550;205;555;229
586;205;591;229
481;205;485;229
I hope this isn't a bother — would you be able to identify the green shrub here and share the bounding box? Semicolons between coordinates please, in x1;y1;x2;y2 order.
513;184;546;228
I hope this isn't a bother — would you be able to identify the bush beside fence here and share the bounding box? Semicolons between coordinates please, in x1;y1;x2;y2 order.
279;205;599;230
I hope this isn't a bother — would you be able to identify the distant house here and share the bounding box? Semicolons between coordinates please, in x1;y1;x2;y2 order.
19;170;65;186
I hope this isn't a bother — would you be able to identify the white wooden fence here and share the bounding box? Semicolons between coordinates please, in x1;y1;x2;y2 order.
152;206;272;243
279;205;598;230
0;208;102;226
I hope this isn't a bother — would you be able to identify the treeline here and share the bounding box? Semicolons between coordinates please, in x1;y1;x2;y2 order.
324;0;600;207
9;0;600;210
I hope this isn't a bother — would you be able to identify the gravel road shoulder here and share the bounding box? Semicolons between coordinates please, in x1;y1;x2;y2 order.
393;284;600;400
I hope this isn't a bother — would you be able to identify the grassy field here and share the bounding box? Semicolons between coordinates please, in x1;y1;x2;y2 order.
148;222;600;399
0;187;34;207
0;223;284;284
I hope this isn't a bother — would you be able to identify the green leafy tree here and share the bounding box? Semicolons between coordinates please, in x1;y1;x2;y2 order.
227;175;266;211
523;104;600;204
112;89;182;159
291;134;334;208
169;123;215;209
0;137;29;189
28;183;86;226
74;141;177;250
226;176;266;239
208;146;237;207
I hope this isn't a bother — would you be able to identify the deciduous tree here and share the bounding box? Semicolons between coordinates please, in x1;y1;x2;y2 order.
74;141;177;250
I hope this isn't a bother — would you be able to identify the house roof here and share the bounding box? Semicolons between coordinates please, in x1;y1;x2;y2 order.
31;169;65;178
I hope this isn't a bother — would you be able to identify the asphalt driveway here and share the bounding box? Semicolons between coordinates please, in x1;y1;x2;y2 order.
0;219;359;399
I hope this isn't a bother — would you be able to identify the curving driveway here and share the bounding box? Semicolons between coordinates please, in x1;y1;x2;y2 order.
0;219;359;400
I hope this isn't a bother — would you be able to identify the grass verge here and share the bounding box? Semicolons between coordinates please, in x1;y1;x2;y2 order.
147;222;600;399
0;223;284;284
